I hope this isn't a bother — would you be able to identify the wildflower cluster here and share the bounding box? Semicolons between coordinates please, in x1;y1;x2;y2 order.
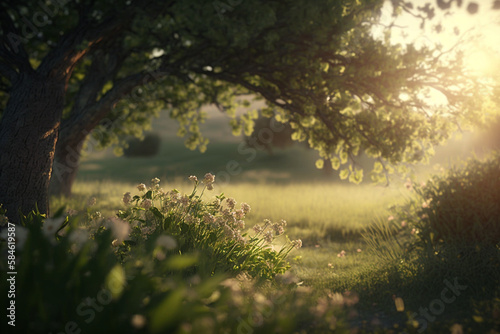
117;174;300;279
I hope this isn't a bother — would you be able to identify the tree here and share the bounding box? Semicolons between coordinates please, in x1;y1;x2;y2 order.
0;0;487;223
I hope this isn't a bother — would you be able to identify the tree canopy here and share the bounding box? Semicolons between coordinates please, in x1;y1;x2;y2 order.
0;0;494;221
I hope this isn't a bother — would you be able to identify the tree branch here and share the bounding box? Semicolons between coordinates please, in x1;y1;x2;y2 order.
0;6;32;73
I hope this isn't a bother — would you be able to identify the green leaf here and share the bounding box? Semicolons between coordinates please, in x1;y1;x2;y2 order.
339;168;350;180
331;157;340;170
150;207;164;220
165;254;199;270
105;264;126;299
349;168;363;184
373;161;383;173
150;289;185;333
315;159;324;169
340;151;348;164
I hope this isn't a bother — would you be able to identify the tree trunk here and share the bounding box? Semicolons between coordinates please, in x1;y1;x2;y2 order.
0;72;65;224
49;129;88;197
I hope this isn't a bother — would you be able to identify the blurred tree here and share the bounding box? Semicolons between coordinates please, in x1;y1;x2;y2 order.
243;113;294;155
0;0;491;223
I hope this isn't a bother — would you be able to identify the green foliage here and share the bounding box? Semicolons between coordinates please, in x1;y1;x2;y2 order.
401;155;500;248
2;0;489;190
123;132;162;157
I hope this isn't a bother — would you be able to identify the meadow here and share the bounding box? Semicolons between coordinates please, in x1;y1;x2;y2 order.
41;113;499;333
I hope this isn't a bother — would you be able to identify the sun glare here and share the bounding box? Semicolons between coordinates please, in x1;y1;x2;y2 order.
465;47;499;77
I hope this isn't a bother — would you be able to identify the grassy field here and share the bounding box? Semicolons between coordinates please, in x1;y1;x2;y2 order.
45;112;499;332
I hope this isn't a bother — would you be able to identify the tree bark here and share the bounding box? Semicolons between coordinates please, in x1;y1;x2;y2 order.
0;72;65;223
49;131;86;198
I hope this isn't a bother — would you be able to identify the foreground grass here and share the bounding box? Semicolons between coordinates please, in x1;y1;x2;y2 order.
49;178;499;332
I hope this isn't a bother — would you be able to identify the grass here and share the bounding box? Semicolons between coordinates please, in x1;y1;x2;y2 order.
52;179;407;242
49;174;499;332
46;116;499;332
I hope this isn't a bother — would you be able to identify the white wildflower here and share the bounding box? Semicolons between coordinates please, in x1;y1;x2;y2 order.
123;192;132;204
137;183;147;192
234;209;245;220
272;224;284;236
253;225;263;234
241;203;251;214
292;239;302;249
141;199;153;209
203;172;215;185
69;228;89;248
151;177;160;186
264;230;273;243
66;209;78;216
105;217;130;242
226;198;236;210
235;220;245;230
203;213;216;225
180;195;190;207
189;175;198;182
87;197;97;207
131;314;147;329
156;235;177;250
1;226;28;250
43;217;65;239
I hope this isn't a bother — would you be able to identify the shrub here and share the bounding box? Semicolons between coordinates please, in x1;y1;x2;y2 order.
117;174;302;279
412;155;500;246
123;132;161;157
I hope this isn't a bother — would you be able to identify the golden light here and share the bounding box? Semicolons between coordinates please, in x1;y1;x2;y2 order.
465;46;499;77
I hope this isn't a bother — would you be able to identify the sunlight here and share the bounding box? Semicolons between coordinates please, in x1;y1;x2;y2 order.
465;46;499;77
376;0;500;83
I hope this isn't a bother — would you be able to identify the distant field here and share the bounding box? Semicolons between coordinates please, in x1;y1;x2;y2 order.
70;109;484;242
52;177;407;243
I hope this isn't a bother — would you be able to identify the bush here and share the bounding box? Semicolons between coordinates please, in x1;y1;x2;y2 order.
413;155;500;246
123;132;161;157
117;175;301;279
